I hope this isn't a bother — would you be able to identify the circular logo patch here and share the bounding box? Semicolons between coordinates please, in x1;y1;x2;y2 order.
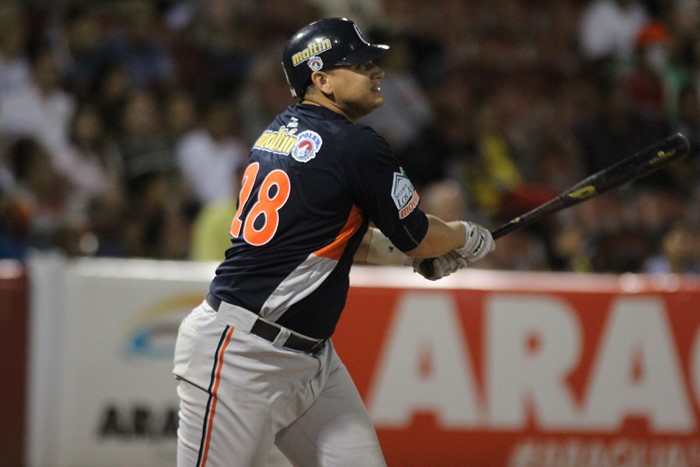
291;130;323;162
308;56;323;71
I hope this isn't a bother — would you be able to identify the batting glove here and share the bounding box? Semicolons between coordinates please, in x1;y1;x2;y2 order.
456;221;495;264
412;250;468;281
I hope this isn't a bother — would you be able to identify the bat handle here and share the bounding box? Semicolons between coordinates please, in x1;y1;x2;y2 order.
419;224;504;276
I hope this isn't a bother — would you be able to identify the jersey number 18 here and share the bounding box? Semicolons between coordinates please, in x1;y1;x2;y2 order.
229;162;291;246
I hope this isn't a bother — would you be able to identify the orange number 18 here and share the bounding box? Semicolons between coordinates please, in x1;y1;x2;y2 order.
230;162;291;246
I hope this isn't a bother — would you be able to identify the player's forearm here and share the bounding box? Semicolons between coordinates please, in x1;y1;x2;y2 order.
355;228;409;265
356;216;468;264
405;215;466;258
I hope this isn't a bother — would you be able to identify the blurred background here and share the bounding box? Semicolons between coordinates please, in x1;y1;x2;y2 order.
0;0;699;274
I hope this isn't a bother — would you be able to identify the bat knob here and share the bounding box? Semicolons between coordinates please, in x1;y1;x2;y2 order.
419;259;435;277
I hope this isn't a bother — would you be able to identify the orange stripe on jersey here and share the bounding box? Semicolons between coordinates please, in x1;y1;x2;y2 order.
313;206;364;260
200;325;235;467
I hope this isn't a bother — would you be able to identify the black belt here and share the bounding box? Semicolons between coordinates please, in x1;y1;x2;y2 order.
205;293;326;354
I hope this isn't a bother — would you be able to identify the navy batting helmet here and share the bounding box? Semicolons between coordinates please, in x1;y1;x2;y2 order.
281;18;389;98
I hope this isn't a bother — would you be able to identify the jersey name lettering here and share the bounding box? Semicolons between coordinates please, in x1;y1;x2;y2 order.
253;127;323;164
253;127;297;155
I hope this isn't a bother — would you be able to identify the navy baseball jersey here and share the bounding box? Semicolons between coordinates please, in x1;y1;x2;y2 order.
210;103;428;339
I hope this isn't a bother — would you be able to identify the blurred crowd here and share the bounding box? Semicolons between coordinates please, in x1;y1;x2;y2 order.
1;0;699;274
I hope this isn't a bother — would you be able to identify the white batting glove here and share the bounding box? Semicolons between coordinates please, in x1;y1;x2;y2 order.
412;250;468;281
456;221;495;264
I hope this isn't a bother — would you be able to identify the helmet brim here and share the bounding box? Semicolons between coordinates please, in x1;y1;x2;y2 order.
336;44;390;67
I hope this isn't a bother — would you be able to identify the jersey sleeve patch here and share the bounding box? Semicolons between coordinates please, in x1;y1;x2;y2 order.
291;130;323;162
391;168;420;219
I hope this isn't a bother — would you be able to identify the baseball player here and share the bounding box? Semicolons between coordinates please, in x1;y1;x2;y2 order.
173;17;495;467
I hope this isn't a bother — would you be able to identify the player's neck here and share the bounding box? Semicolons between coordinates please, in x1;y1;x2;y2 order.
301;97;355;122
301;99;321;107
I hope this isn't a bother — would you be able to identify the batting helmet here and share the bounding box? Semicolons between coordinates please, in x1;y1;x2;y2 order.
281;18;389;98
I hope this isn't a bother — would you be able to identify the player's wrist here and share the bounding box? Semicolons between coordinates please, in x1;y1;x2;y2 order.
456;221;495;263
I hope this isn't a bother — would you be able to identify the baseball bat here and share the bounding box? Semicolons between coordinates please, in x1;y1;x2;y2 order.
421;132;690;276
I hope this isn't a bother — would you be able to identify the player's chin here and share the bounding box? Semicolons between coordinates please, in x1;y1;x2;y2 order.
348;94;383;119
369;91;384;108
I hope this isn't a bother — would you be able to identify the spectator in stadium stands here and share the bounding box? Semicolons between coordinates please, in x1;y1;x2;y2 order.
189;196;238;262
549;221;594;272
453;97;555;222
6;137;73;252
642;221;700;274
0;3;30;99
577;0;649;66
180;0;260;101
453;98;522;218
114;88;178;186
623;21;685;123
418;178;471;223
175;98;247;206
56;3;111;100
164;88;199;140
488;229;551;271
121;171;190;260
535;136;586;196
78;191;126;257
101;2;175;90
53;101;121;199
92;60;132;131
634;186;689;242
0;44;76;157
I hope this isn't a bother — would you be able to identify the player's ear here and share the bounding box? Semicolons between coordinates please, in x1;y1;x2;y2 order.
309;71;332;95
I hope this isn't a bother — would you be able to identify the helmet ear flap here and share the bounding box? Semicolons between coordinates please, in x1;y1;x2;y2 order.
281;64;298;98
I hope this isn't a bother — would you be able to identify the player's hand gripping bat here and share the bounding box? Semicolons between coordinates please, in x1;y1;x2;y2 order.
420;132;691;277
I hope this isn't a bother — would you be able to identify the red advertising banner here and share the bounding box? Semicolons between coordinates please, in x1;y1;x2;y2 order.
334;270;700;467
